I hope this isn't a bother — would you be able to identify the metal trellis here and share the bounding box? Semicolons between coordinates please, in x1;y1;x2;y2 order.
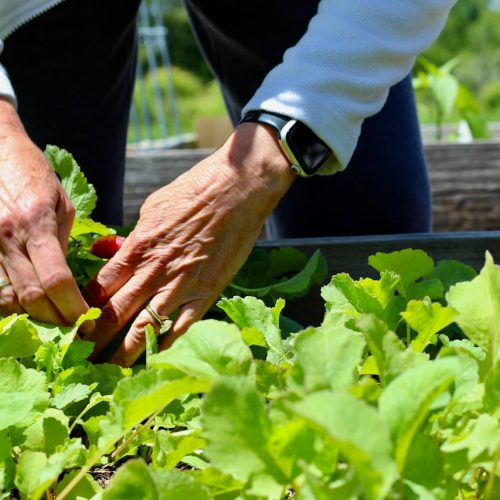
129;0;184;149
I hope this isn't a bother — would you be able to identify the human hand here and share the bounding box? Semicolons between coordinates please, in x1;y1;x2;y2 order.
0;99;93;330
84;123;295;365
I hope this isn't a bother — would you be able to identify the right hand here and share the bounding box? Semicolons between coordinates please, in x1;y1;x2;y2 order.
0;98;93;329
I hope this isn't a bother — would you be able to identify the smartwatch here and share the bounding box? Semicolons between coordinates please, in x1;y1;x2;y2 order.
239;110;333;177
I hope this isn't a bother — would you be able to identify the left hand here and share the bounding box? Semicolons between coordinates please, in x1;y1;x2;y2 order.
84;123;295;366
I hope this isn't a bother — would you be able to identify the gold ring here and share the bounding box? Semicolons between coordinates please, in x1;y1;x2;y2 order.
145;304;173;335
0;277;11;290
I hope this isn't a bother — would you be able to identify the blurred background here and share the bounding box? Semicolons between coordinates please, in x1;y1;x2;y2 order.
127;0;226;149
127;0;500;149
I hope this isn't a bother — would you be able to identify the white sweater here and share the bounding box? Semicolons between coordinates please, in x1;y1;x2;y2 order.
0;0;456;173
0;1;62;107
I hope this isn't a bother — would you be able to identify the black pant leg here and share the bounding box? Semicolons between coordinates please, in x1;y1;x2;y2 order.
265;75;432;237
1;0;142;225
185;0;431;237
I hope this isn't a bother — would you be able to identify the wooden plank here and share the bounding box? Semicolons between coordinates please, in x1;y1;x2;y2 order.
425;141;500;232
257;231;500;326
124;142;500;231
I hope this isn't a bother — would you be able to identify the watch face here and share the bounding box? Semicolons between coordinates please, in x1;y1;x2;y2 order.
287;122;332;175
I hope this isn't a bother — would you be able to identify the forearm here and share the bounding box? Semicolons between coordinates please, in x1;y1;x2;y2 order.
217;121;296;204
243;0;458;171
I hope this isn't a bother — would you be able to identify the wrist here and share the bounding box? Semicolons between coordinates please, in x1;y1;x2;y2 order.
218;121;296;198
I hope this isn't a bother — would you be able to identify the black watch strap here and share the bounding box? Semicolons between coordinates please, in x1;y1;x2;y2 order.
239;110;289;131
239;110;332;177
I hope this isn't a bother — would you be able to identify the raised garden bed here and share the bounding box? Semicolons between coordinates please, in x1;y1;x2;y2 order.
259;230;500;326
4;221;499;499
2;147;498;499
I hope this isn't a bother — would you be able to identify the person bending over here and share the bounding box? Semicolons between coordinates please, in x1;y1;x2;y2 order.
0;0;456;365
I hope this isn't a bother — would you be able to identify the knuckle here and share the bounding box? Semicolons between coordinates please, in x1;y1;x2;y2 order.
41;270;74;294
0;217;14;241
0;287;18;308
0;197;54;238
128;231;155;257
99;304;126;330
65;200;76;219
21;199;52;224
127;327;147;349
17;286;45;308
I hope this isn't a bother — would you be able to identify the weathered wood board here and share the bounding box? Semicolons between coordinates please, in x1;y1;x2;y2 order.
425;141;500;231
125;141;500;232
257;231;500;326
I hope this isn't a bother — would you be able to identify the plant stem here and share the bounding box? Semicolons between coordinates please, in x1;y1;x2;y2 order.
484;446;499;500
57;408;164;499
110;409;161;461
68;396;111;435
55;448;104;500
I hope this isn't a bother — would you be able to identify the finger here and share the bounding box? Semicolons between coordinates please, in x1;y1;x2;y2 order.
110;289;217;368
158;297;213;351
84;250;135;307
26;233;94;332
3;249;65;325
107;306;164;366
55;192;75;255
0;261;23;316
102;276;193;366
85;270;165;357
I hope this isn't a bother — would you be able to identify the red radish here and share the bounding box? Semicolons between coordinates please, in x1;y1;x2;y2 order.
90;235;125;259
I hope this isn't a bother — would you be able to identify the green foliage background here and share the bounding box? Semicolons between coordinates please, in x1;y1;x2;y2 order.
417;1;500;123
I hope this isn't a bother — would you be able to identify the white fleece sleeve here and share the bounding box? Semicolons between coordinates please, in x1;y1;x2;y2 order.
242;0;457;174
0;39;17;106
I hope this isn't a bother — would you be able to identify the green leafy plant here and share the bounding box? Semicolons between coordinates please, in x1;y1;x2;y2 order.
0;147;498;499
413;56;490;141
